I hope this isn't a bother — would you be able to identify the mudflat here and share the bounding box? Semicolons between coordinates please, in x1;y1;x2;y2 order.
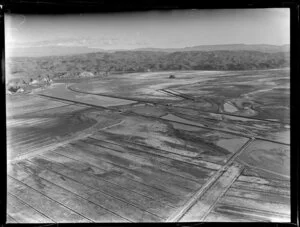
7;69;290;222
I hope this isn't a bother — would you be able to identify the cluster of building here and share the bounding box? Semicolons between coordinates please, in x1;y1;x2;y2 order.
6;76;53;95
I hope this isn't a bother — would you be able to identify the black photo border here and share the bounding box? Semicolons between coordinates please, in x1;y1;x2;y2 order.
0;0;299;227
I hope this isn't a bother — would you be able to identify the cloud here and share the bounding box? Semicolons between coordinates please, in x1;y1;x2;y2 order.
6;35;152;50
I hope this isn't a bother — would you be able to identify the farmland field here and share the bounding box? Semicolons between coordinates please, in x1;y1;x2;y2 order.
6;69;290;222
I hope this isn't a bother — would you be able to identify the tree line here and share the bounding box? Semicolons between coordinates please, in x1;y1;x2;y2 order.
9;50;290;80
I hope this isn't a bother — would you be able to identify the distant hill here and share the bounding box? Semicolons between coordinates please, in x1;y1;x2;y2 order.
135;44;290;53
6;50;290;82
6;44;289;57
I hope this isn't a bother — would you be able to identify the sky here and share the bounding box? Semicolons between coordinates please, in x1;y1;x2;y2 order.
5;8;290;50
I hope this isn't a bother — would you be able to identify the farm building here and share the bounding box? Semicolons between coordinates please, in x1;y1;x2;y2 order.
79;71;95;78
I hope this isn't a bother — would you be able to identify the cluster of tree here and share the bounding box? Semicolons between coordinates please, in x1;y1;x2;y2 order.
8;50;289;80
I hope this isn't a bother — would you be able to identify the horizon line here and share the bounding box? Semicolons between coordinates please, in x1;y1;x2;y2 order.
7;42;290;50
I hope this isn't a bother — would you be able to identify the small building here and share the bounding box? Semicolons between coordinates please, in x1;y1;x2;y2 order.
79;71;94;78
17;88;24;93
29;79;39;85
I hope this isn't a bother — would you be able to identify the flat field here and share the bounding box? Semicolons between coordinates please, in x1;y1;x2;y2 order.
6;69;290;223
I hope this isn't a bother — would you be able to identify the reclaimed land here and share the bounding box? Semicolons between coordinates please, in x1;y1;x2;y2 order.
7;69;290;223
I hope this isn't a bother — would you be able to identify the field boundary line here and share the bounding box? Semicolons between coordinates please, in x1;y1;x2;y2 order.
9;160;133;222
67;85;182;103
86;135;218;173
45;82;289;125
216;200;291;217
88;135;221;171
69;141;198;192
158;116;252;139
38;94;111;110
9;104;74;116
158;115;289;145
39;93;289;145
8;175;94;222
32;94;74;105
7;192;55;223
6;214;19;224
236;159;290;179
8;133;93;163
42;149;182;199
221;193;290;206
252;138;290;146
160;89;193;100
165;77;290;125
231;185;290;196
166;138;254;222
24;104;74;115
82;137;208;184
8;120;124;164
171;103;289;125
207;210;263;222
25;155;166;220
93;132;222;170
200;164;245;222
44;149;182;205
232;181;290;190
236;176;291;187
